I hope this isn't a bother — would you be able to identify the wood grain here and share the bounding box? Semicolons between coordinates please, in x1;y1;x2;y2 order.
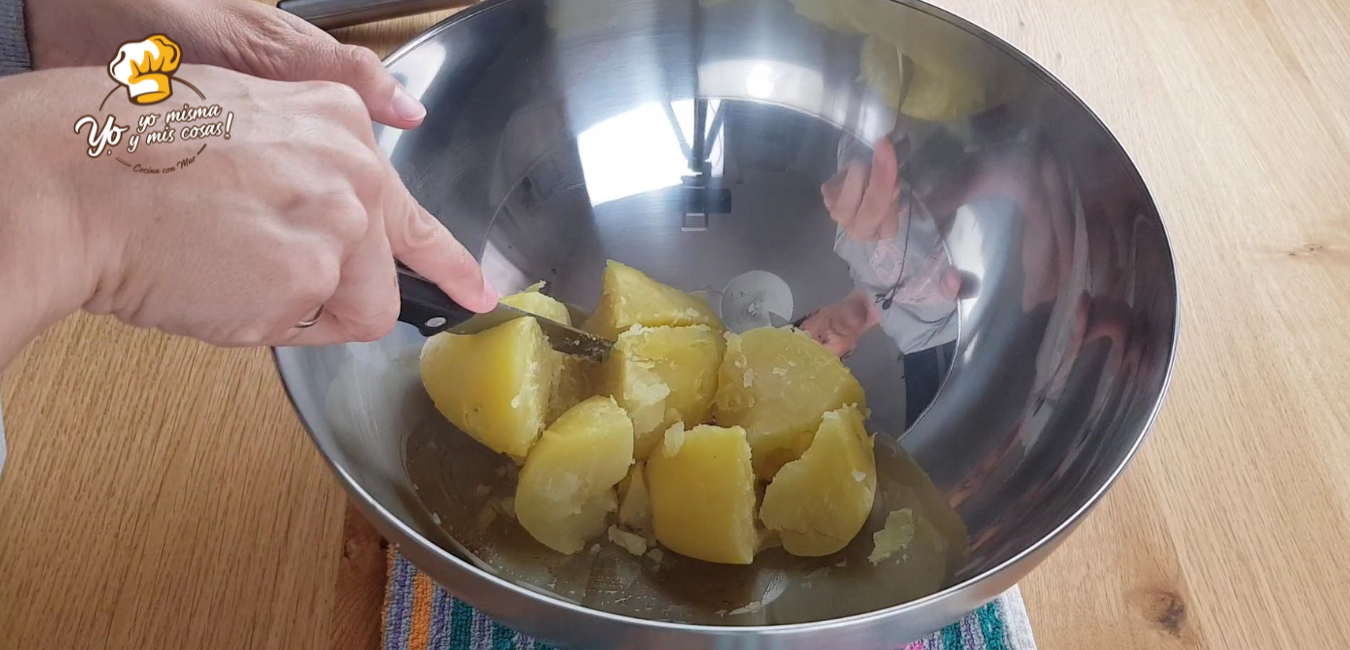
3;1;1350;649
0;316;347;650
948;1;1350;648
330;501;389;650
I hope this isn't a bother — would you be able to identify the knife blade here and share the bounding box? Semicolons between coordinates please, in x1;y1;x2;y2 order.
396;267;613;361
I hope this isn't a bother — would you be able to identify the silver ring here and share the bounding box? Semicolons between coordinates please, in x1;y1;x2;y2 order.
296;305;325;329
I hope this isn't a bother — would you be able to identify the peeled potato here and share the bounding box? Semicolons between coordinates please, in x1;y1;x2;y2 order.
548;353;598;425
504;287;598;427
617;462;653;534
759;405;876;556
501;287;573;325
515;396;635;554
714;327;867;479
604;325;724;459
420;317;557;459
646;424;758;564
583;260;723;339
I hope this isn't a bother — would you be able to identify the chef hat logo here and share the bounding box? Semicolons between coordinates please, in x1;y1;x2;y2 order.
108;35;181;105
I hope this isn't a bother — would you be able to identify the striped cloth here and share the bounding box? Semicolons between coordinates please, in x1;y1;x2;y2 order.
383;548;1038;650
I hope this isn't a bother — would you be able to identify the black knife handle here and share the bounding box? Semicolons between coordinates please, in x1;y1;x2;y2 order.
397;269;478;337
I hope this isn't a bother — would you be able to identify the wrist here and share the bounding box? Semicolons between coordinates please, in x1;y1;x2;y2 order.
0;189;89;368
0;71;116;365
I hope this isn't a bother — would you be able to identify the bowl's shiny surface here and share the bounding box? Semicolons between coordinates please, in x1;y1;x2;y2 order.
275;0;1178;647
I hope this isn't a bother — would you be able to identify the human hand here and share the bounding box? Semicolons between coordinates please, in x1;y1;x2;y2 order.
26;0;426;128
821;137;910;242
56;66;496;346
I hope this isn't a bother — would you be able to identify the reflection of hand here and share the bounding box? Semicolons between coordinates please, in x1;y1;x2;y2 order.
821;137;909;242
27;0;427;128
3;67;495;355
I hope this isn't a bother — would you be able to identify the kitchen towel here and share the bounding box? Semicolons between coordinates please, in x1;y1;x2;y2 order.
382;547;1038;650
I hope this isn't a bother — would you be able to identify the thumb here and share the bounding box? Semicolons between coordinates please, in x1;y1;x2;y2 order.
275;37;426;129
821;170;847;210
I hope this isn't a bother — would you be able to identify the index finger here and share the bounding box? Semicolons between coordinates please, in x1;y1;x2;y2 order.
380;160;498;313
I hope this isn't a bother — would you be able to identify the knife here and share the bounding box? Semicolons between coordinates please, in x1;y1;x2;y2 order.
396;267;613;361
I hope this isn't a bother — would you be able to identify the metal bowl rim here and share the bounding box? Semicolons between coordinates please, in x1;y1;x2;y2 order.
274;0;1181;634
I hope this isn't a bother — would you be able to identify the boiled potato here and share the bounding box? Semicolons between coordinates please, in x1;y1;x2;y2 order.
868;508;914;565
548;353;599;425
646;424;758;564
505;286;599;427
713;327;867;479
420;317;557;459
604;325;724;459
500;288;572;325
617;462;653;534
608;524;649;556
515;396;635;554
759;405;876;556
583;260;723;339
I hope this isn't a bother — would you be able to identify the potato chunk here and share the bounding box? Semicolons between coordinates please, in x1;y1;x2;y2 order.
646;424;758;564
503;287;600;427
548;353;598;425
420;317;556;459
759;405;877;556
515;396;635;554
583;260;723;338
604;325;724;459
713;327;867;479
617;462;652;534
501;286;573;325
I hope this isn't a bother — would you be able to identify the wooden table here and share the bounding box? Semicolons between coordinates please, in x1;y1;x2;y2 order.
4;0;1350;647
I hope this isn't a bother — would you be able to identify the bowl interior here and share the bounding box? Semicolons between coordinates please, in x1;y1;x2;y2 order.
277;0;1177;628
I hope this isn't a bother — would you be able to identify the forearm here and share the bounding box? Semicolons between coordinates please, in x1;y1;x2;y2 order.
24;0;150;69
0;70;106;369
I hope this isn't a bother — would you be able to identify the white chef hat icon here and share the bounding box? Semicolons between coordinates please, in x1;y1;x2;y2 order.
108;35;181;105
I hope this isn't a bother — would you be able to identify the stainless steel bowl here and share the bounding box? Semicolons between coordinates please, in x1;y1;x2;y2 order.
275;0;1179;647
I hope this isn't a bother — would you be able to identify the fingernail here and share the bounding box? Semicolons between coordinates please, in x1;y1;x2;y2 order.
391;85;426;122
481;275;500;307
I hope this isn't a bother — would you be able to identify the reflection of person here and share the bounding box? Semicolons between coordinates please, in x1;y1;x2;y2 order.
787;0;1028;369
800;136;963;357
0;0;498;478
796;134;965;427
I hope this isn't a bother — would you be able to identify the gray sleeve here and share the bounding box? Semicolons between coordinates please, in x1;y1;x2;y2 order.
0;0;31;76
879;300;957;355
